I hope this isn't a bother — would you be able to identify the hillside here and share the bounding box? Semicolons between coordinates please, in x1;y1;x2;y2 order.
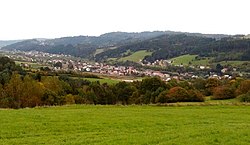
96;34;250;63
0;40;22;48
2;31;168;58
3;31;249;64
2;31;229;59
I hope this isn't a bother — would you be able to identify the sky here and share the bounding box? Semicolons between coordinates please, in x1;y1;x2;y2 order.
0;0;249;40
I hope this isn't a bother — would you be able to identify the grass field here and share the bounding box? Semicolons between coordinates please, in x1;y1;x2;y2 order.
82;77;121;85
119;50;152;62
171;54;211;66
0;105;249;145
15;61;47;69
171;54;197;66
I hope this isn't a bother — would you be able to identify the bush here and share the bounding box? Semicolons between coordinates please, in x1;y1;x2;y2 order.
188;90;205;102
164;87;205;103
156;90;168;103
211;86;235;100
235;80;250;96
64;94;76;104
237;92;250;102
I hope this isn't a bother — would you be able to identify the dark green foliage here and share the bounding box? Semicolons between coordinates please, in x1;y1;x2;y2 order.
97;34;250;62
3;32;167;59
141;77;167;93
0;56;23;85
41;90;63;106
113;81;136;105
156;90;168;103
237;92;250;102
54;61;62;68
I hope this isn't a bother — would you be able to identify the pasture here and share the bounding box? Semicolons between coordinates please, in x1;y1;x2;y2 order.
0;105;249;145
171;54;211;66
118;50;152;62
83;77;120;85
15;61;47;69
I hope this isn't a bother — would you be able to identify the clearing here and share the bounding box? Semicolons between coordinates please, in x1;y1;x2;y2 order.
118;50;153;62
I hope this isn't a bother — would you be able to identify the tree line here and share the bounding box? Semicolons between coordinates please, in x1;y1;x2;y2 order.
0;73;249;109
0;56;249;109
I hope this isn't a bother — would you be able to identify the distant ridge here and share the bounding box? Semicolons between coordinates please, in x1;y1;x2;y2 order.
3;30;249;63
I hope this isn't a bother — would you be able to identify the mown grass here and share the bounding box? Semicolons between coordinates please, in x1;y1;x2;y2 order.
0;105;249;145
119;50;152;62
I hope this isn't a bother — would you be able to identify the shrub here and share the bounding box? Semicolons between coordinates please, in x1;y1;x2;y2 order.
237;92;250;102
212;86;235;100
156;90;168;103
166;87;189;103
188;90;205;102
64;94;76;104
165;87;205;103
235;80;250;96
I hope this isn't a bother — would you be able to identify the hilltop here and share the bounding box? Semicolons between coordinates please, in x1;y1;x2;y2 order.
2;31;229;60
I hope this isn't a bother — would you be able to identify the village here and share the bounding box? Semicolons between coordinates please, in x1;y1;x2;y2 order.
1;50;236;81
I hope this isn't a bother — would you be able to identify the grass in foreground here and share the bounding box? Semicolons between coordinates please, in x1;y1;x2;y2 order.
0;105;249;145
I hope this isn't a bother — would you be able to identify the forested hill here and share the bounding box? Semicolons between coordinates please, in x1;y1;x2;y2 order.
96;34;250;62
2;31;229;59
0;40;22;48
1;31;168;58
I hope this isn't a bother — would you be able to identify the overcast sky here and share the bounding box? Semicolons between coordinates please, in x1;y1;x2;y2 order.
0;0;249;40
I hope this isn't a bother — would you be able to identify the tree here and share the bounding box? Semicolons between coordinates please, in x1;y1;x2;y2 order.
141;77;167;93
192;78;207;95
21;75;44;107
4;73;23;108
0;84;7;108
187;90;204;102
156;90;168;103
215;63;223;73
54;62;63;68
113;82;136;105
166;87;189;103
41;77;65;105
205;78;221;96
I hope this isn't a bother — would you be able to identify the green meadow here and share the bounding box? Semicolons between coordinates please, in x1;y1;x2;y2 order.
83;77;120;85
0;105;249;145
171;54;211;66
119;50;153;62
